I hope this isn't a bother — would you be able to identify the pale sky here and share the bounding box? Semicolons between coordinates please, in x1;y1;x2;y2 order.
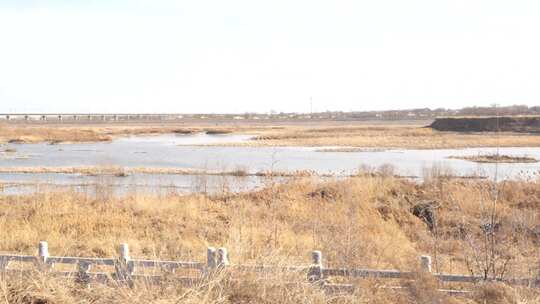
0;0;539;114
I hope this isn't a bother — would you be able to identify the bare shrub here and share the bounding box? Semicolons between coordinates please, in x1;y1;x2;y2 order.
472;283;518;304
403;272;446;304
422;163;455;184
377;163;396;177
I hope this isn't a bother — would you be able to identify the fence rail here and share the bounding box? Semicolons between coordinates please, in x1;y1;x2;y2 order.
0;241;538;294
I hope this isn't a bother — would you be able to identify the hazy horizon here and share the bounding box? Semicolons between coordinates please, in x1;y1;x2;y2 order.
0;104;536;115
1;1;539;113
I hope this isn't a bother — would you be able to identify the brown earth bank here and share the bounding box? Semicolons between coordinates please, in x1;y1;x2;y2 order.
430;116;540;133
0;175;539;303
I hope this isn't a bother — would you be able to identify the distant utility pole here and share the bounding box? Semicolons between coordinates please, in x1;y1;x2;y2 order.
491;102;500;187
310;97;313;116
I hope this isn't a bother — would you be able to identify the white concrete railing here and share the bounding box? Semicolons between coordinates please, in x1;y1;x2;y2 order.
0;242;538;292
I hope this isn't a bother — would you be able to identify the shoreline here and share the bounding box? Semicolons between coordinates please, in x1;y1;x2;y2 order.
0;166;325;177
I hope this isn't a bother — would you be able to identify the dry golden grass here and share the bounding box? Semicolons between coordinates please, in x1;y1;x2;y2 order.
251;125;540;149
0;122;265;144
0;166;316;177
0;125;111;143
3;120;540;148
0;175;539;302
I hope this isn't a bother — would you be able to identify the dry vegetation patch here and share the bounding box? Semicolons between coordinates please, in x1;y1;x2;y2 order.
251;125;540;149
0;176;539;302
0;124;112;143
448;154;538;163
4;121;540;149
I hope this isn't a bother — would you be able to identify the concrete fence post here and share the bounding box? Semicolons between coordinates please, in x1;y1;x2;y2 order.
120;243;130;261
38;241;49;263
217;247;230;268
0;259;7;270
308;250;324;283
420;255;432;273
77;261;92;284
37;241;52;270
207;247;217;270
116;243;134;282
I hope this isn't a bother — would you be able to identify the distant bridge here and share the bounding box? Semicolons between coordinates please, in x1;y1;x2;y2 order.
0;113;188;122
0;112;400;122
0;113;312;122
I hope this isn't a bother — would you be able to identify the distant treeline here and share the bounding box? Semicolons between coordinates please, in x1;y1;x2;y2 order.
251;105;540;121
454;105;540;116
3;105;538;122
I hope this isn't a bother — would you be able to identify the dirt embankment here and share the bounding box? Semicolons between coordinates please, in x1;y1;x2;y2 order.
430;116;540;133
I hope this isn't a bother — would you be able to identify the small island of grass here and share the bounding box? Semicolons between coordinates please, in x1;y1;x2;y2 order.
448;154;539;163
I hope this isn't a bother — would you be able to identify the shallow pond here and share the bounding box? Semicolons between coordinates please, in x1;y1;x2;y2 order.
1;133;540;195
